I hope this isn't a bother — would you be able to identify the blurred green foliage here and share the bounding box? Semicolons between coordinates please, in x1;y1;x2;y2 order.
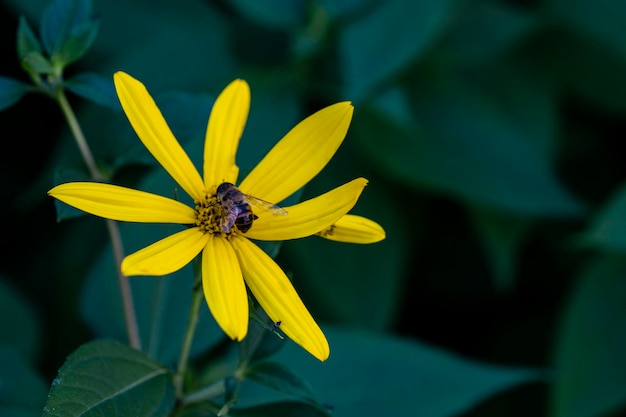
2;0;626;416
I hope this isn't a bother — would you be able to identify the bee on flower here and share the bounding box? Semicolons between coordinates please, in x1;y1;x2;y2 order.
214;181;287;234
48;72;385;361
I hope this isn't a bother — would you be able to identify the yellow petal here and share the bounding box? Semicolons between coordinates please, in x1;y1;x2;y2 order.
203;79;250;188
239;102;353;204
48;182;197;224
122;228;209;276
114;72;205;201
245;178;368;241
201;235;248;341
231;236;330;361
317;214;386;244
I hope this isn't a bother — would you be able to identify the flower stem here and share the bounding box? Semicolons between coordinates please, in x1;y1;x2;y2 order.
55;88;141;350
183;380;226;405
56;89;104;182
105;218;142;350
174;259;204;400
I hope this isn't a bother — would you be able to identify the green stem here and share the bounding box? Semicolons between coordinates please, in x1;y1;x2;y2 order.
56;89;104;182
55;88;142;350
174;259;204;400
179;302;274;407
105;218;142;350
183;380;226;405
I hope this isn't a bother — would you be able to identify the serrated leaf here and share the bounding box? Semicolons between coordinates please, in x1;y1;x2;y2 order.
16;16;43;61
245;361;319;406
238;327;544;417
65;71;120;110
42;339;174;417
0;76;30;111
0;276;40;362
0;345;48;417
339;0;460;101
551;255;626;417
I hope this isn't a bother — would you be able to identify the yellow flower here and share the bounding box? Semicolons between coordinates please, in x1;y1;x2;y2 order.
48;71;385;361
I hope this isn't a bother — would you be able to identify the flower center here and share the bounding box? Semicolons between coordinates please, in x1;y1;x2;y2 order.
194;193;226;235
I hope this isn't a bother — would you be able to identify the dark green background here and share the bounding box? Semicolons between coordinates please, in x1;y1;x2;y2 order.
2;0;626;416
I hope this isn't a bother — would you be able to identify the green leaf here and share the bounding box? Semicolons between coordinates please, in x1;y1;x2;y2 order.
52;168;93;221
0;276;40;362
539;28;626;114
16;16;43;61
20;51;55;75
0;344;48;417
317;0;370;19
41;0;92;53
463;54;560;160
245;361;319;406
7;0;236;92
241;314;285;363
469;207;532;292
55;19;100;66
547;0;626;63
175;401;327;417
238;327;544;416
9;0;240;198
42;339;174;417
65;72;120;110
40;0;98;67
229;401;331;417
0;76;30;111
225;0;305;29
551;255;626;417
355;83;584;216
579;182;626;252
436;0;536;65
339;0;460;101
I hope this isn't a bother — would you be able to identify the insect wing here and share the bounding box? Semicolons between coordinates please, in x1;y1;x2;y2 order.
221;205;240;232
246;195;287;216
